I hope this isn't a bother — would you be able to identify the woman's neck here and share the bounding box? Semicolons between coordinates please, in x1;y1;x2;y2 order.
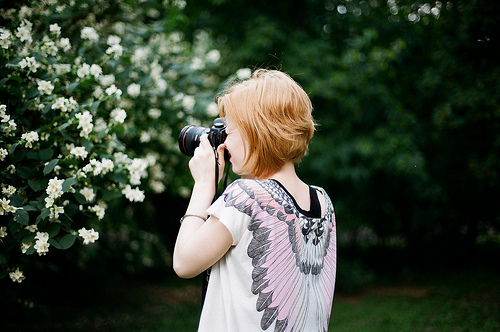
264;162;310;210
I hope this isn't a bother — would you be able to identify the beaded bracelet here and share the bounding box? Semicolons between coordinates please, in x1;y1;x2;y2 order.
180;214;207;224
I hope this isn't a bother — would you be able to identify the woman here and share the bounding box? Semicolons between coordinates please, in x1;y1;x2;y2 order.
173;69;337;332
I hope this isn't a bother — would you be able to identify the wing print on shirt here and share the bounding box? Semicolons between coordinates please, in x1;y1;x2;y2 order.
223;180;337;332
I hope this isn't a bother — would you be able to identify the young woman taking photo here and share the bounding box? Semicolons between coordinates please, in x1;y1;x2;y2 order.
174;69;337;332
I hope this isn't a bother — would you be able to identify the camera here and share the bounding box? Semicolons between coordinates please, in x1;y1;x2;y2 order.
178;118;227;156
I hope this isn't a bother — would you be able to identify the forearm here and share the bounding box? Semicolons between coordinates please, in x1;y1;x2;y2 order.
173;181;215;275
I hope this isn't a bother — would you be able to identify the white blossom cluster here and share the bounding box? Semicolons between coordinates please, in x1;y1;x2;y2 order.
78;227;99;245
0;0;224;282
34;232;50;256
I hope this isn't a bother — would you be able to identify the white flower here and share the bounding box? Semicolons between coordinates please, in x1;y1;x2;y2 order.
110;108;127;123
80;187;95;202
49;205;64;220
107;35;121;45
9;268;25;283
2;185;16;196
0;148;8;161
182;95;195;111
0;29;12;49
21;131;39;148
128;158;148;185
77;63;90;78
206;49;221;63
236;68;252;80
70;146;88;159
101;158;114;174
53;63;71;75
140;131;151;143
49;23;61;36
106;43;123;59
190;57;204;70
150;180;166;194
37;80;54;95
21;242;31;254
122;185;145;202
44;196;54;208
34;232;50;256
5;119;17;135
99;74;115;86
114;152;130;164
46;177;64;199
78;227;99;245
59;37;71;52
89;159;103;176
25;225;37;233
127;83;141;98
90;203;106;220
206;102;219;117
75;111;93;138
105;84;122;98
148;108;161;119
0;226;7;238
16;26;32;43
90;64;102;77
42;39;58;56
81;27;99;42
0;197;16;214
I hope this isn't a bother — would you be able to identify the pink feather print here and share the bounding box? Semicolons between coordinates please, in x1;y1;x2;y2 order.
223;180;337;332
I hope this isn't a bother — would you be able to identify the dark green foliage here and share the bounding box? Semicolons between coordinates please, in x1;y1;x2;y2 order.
183;0;500;262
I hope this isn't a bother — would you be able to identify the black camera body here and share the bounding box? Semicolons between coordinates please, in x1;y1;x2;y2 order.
178;118;227;156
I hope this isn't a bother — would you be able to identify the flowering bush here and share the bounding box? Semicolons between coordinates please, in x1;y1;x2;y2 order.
0;0;223;282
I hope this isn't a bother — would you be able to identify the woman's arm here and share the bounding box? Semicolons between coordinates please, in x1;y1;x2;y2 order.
173;135;233;278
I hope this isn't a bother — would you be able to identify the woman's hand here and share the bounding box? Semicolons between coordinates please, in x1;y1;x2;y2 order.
189;134;226;186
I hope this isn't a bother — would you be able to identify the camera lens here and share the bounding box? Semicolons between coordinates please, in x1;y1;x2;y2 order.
178;125;210;156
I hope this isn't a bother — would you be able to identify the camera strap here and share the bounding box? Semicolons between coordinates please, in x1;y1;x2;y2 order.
201;147;230;310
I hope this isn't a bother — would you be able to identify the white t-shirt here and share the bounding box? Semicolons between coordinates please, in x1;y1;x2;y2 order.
199;179;337;332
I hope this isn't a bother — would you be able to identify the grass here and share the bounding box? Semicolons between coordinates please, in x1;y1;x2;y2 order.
5;268;499;331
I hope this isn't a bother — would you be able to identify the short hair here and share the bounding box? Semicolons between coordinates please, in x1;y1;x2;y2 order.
217;69;316;179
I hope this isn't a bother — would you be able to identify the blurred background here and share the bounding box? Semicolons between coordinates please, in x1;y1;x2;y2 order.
2;0;499;330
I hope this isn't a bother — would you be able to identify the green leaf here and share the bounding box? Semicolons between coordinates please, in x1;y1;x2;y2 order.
36;208;50;224
74;192;88;204
22;205;37;212
10;147;26;163
10;194;23;207
0;77;8;88
39;148;54;161
42;103;52;115
43;158;60;175
102;189;122;201
62;177;77;192
28;178;48;191
15;209;29;225
27;150;39;160
48;239;62;250
67;82;79;93
22;233;35;244
26;88;40;99
8;143;18;154
58;234;77;249
8;220;20;234
0;254;6;264
97;129;108;139
17;166;34;179
83;140;93;152
25;245;35;255
47;223;61;237
90;100;101;112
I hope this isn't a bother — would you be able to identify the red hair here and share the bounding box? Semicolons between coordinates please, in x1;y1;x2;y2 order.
217;69;316;179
